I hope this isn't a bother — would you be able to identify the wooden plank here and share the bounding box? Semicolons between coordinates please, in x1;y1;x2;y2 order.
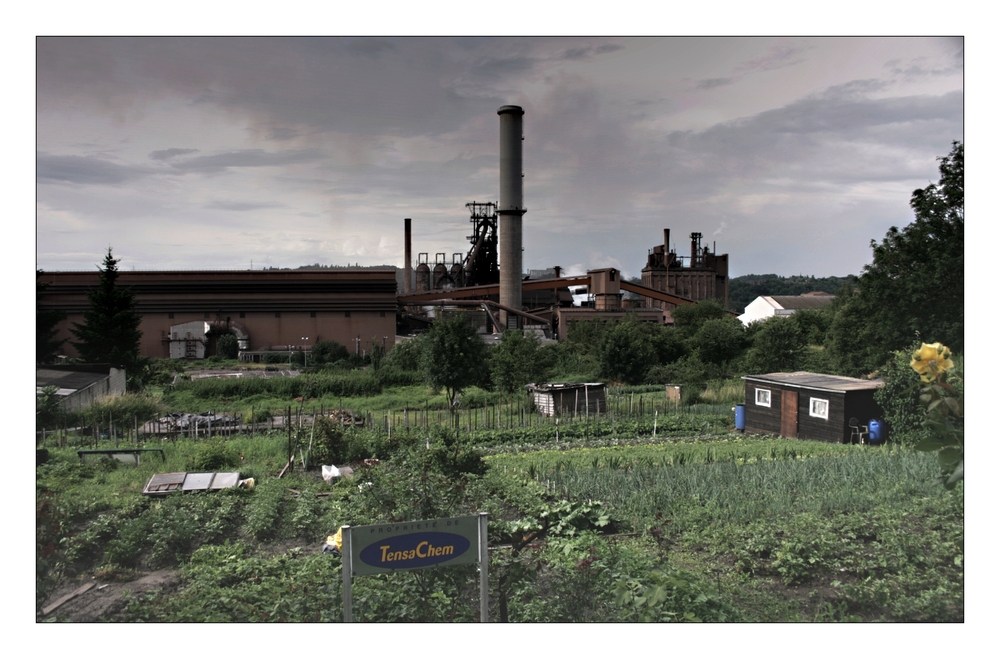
41;582;95;615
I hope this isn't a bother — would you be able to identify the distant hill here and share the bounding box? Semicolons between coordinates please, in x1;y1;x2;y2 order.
727;274;857;313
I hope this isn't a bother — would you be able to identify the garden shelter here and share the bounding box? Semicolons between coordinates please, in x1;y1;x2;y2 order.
741;372;884;443
526;382;607;417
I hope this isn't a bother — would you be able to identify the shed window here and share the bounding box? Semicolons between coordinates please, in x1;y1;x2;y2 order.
755;388;771;407
809;397;829;420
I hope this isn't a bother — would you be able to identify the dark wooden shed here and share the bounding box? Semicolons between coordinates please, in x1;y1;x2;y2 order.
742;372;884;443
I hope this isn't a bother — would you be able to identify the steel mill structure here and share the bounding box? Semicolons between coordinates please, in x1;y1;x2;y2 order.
38;105;731;361
399;105;731;337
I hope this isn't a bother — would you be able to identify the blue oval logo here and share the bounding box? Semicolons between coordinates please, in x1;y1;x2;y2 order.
359;531;471;571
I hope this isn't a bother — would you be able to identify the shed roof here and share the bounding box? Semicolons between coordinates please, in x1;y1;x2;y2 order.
526;382;605;393
36;367;112;396
743;371;882;393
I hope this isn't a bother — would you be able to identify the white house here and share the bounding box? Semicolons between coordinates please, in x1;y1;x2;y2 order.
739;292;836;326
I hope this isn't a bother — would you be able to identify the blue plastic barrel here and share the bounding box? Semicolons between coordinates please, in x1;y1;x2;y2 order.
735;404;746;431
868;419;883;444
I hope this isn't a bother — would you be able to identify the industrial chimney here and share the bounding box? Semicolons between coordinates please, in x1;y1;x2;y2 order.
404;218;413;294
497;105;525;329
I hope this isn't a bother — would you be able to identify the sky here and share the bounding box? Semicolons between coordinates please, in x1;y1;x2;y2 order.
35;34;964;280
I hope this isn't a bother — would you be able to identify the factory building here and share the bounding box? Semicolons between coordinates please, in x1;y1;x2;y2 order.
641;228;729;316
37;268;398;361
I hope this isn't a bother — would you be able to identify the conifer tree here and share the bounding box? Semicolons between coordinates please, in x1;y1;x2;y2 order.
71;248;143;372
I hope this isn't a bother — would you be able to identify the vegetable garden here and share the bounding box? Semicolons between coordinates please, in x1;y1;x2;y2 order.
36;393;963;623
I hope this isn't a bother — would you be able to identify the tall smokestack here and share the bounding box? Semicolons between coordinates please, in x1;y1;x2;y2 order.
404;218;412;294
497;105;525;329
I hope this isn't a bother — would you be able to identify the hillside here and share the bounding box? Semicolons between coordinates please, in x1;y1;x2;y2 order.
727;274;857;313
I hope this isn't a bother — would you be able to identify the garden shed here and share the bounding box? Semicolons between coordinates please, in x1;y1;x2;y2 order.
741;372;884;443
526;382;607;417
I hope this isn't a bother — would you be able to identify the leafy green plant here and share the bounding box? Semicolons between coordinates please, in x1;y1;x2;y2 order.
909;342;963;488
614;566;736;622
187;440;239;471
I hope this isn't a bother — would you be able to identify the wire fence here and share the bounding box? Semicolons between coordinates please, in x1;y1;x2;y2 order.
36;391;736;447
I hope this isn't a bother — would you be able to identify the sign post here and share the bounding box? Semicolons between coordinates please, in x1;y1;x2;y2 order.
340;513;488;622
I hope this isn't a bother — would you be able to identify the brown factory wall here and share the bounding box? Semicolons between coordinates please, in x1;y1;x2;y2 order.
38;269;398;360
145;311;395;357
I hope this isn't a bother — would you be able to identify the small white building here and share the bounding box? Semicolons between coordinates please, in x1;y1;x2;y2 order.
168;320;211;359
738;293;835;327
526;382;607;417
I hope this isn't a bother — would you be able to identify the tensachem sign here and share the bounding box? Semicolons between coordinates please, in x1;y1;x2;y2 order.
348;515;480;576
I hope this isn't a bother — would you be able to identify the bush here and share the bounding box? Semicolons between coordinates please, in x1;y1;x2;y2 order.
311;340;350;366
216;334;239;359
188;440;239;471
875;345;963;446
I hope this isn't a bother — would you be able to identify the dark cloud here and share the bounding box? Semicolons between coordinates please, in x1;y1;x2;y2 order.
468;55;538;80
36;153;151;185
150;148;199;161
167;148;325;174
737;40;811;73
205;200;285;211
35;37;963;278
561;43;624;60
341;38;398;58
695;77;734;90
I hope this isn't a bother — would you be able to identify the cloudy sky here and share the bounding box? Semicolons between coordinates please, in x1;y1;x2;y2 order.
35;35;963;279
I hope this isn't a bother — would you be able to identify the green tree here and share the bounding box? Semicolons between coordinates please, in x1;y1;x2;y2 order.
490;330;549;394
599;316;657;384
691;316;746;367
421;313;489;409
744;316;807;373
36;271;65;364
382;335;425;371
828;142;963;374
650;325;688;364
789;307;833;345
70;248;143;374
672;300;728;338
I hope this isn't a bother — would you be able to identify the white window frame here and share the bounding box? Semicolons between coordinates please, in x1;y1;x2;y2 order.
809;397;829;420
755;388;771;407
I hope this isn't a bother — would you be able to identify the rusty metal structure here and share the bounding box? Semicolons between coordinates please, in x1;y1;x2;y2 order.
641;228;729;314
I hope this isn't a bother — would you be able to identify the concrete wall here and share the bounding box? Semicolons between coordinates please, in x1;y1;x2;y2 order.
60;367;127;414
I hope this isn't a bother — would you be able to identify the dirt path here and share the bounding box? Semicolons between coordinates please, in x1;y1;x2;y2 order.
38;569;180;622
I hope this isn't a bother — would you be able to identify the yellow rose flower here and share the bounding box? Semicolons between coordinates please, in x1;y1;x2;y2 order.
910;342;954;382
